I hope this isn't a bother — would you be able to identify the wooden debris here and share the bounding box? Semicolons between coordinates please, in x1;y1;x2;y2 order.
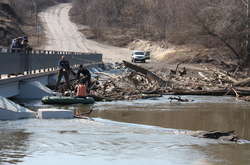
123;60;168;87
179;67;187;76
198;72;210;81
54;62;250;102
192;130;238;142
170;62;184;75
171;88;250;96
233;78;250;87
58;130;79;134
141;94;162;99
168;96;191;102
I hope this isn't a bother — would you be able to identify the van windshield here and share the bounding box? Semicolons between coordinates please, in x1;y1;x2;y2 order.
134;52;144;55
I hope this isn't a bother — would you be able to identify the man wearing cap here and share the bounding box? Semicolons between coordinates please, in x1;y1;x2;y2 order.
76;64;91;88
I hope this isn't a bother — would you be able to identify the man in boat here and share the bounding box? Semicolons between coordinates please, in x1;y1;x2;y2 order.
56;56;71;90
76;65;91;88
74;79;88;97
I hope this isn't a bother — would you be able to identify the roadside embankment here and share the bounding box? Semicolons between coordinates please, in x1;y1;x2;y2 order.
0;0;55;48
128;40;239;70
0;1;24;47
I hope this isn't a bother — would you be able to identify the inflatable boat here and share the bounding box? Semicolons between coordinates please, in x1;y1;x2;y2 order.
42;96;95;105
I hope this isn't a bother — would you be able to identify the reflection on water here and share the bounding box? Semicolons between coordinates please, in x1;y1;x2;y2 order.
0;119;216;165
0;127;31;164
91;96;250;140
1;95;250;165
192;143;250;165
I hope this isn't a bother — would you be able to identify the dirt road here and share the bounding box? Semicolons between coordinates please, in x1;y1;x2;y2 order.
39;3;130;62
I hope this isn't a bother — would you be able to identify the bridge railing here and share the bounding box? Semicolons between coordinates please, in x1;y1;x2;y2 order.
0;48;103;76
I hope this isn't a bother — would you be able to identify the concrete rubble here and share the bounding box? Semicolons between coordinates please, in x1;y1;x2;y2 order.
16;81;57;99
0;96;35;120
37;108;74;119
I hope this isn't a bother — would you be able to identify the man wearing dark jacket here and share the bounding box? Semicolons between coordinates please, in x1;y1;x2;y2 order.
56;56;70;90
76;65;91;87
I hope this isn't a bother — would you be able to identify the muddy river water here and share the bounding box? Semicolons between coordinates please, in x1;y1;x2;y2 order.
1;96;250;165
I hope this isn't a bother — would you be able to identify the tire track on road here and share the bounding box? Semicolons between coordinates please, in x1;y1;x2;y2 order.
39;3;131;62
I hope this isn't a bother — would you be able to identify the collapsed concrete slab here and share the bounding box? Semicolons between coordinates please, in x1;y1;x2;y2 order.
16;81;57;99
37;108;74;119
0;96;35;120
48;74;58;86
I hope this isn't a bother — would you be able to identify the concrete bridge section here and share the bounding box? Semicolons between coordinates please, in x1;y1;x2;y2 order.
0;48;103;120
0;48;102;77
0;71;58;99
0;96;36;120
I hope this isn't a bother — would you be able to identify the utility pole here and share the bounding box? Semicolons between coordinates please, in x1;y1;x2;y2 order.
31;0;39;46
247;0;250;64
241;0;250;64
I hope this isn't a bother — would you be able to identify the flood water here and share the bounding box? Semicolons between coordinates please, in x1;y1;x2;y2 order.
1;96;250;165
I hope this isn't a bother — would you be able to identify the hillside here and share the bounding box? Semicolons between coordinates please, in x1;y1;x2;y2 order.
0;1;24;47
70;0;247;69
0;0;61;48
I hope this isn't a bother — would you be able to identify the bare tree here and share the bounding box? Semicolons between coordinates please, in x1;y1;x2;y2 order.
72;0;247;62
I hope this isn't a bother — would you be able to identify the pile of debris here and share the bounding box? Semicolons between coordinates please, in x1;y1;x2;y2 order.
90;71;163;101
58;61;250;102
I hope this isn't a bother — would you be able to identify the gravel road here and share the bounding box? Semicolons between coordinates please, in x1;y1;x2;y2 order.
39;3;130;62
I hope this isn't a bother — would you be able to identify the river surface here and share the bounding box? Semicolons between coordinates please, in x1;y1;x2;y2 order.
1;96;250;165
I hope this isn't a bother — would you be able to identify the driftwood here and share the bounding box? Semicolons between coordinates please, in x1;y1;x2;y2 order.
214;70;238;83
141;94;162;99
231;88;240;98
239;96;250;102
95;72;118;79
168;96;191;102
205;67;238;83
123;60;168;87
170;62;184;75
58;130;79;134
198;72;210;81
74;109;94;120
233;78;250;87
171;88;250;96
229;87;250;101
172;89;228;96
192;130;238;142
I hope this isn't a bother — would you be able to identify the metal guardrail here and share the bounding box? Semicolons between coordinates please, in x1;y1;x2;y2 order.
0;48;103;76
